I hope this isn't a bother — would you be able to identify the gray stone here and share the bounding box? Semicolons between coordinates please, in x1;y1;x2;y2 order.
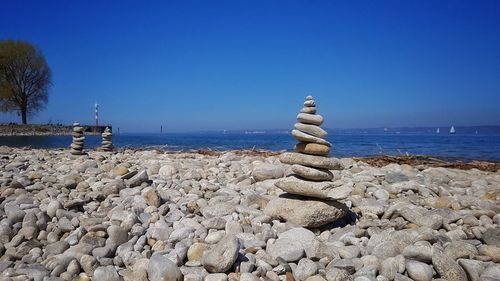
251;164;284;182
240;272;260;281
201;203;235;218
402;244;432;262
147;254;183;281
128;170;149;187
480;263;500;281
325;268;354;281
482;228;500;246
405;260;433;281
94;265;122;281
457;259;484;281
432;252;467;281
443;241;478;260
107;225;128;246
292;129;331;146
204;273;228;281
264;194;347;228
201;235;239;273
294;123;328;139
297;113;324;126
46;201;61;218
267;238;304;262
279;228;318;259
280;152;343;170
44;240;69;256
292;165;333;181
294;258;318;281
380;257;398;280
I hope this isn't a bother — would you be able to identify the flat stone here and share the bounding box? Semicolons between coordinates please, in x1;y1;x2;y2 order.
300;107;317;114
294;123;328;139
280;152;343;170
292;130;331;146
297;113;323;126
264;194;347;228
291;164;333;181
295;143;330;156
276;176;351;199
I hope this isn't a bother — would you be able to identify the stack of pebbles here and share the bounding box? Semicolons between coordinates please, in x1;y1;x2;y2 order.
264;96;349;228
70;122;85;155
101;127;113;151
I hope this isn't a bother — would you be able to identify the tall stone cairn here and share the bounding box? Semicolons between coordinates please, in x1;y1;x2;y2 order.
70;122;85;155
264;96;349;228
101;127;113;151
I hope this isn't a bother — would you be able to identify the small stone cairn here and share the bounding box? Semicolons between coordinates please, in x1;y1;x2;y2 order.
101;127;113;151
70;122;85;155
264;96;349;228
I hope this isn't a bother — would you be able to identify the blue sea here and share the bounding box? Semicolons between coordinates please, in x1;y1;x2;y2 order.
1;127;500;161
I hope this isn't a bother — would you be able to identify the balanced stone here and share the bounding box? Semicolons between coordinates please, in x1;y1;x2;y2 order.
270;96;348;228
70;123;85;155
291;164;333;181
297;113;323;126
292;130;331;146
294;123;328;138
280;153;343;170
304;99;315;107
295;143;330;156
275;176;350;199
300;107;317;114
101;127;113;152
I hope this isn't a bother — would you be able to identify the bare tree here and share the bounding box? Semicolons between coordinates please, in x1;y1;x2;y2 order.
0;40;52;124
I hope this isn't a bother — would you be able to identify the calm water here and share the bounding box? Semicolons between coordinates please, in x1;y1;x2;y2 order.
1;132;500;161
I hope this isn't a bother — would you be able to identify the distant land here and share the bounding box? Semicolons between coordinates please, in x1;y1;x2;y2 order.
182;126;500;135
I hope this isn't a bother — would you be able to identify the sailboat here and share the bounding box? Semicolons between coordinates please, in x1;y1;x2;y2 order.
450;126;456;134
436;128;440;134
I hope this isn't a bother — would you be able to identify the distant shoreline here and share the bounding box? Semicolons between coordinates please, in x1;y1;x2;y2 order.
0;124;111;136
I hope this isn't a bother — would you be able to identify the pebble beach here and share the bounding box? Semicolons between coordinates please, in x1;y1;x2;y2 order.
0;146;499;281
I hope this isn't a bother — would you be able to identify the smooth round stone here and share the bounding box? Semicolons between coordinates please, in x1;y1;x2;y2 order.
73;136;85;142
73;122;80;126
264;194;347;228
405;260;433;281
292;130;331;146
295;143;330;156
297;113;323;126
294;123;328;138
304;100;315;107
292;164;333;181
300;107;317;114
280;152;343;170
306;95;313;100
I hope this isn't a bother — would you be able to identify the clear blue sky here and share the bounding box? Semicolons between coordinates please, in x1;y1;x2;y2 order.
1;0;499;132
